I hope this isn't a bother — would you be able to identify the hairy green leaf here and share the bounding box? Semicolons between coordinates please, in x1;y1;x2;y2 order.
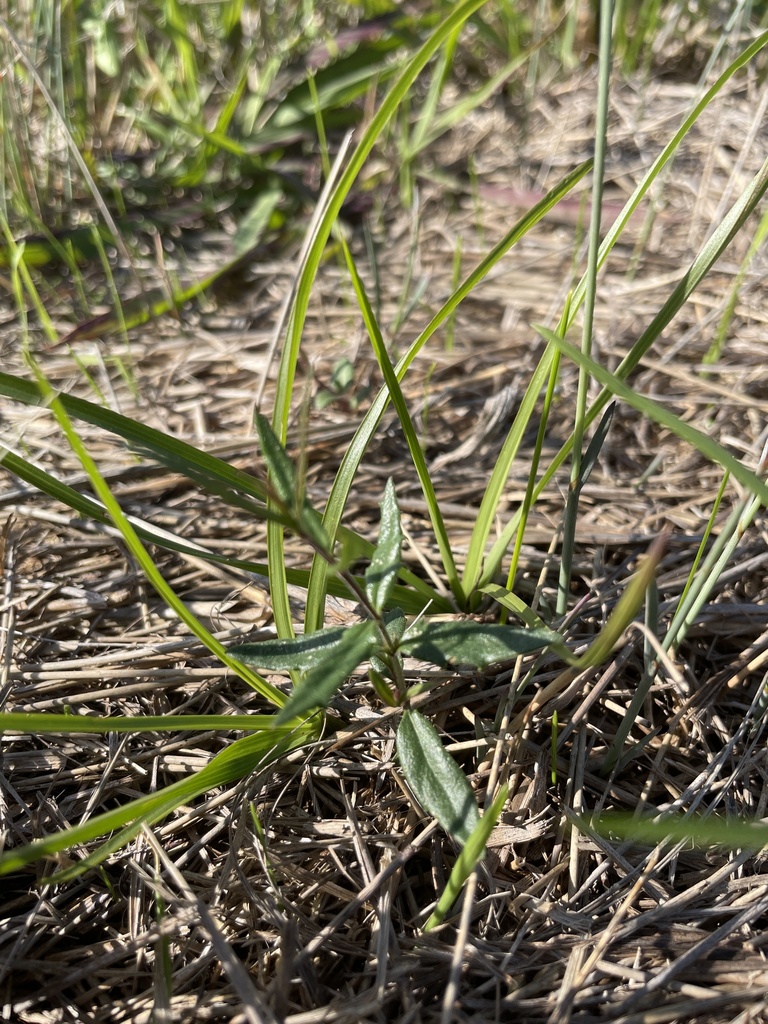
365;479;403;614
398;709;479;845
231;620;372;672
254;412;329;550
275;621;379;724
400;620;557;669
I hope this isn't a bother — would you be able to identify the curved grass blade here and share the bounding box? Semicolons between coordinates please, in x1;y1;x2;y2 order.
479;147;768;588
345;244;463;604
24;363;286;707
0;724;313;878
270;0;490;638
538;325;768;507
0;444;439;616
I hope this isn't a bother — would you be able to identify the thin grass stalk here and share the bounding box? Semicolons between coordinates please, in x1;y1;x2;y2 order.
557;0;613;616
675;471;730;612
504;347;562;607
663;483;767;653
479;147;768;588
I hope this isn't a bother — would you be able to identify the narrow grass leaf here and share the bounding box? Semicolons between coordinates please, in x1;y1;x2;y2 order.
538;326;768;508
0;725;312;877
307;158;592;628
562;532;666;669
424;783;508;931
480;584;551;632
365;479;403;614
580;402;615;487
23;368;285;707
591;812;768;852
345;242;463;602
397;709;480;845
275;621;380;724
478;42;768;589
400;620;557;669
232;186;283;258
275;0;504;634
0;445;438;616
0;713;289;734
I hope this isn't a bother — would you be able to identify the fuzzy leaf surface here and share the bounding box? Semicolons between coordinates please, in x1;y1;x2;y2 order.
231;621;375;672
254;412;329;549
398;709;480;845
365;479;403;614
275;621;380;723
400;620;557;669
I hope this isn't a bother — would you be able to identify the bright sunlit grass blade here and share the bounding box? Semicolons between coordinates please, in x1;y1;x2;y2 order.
0;725;313;878
344;241;465;604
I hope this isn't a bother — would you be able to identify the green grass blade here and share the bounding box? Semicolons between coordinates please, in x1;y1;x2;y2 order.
461;342;556;594
567;28;768;321
23;362;286;707
0;442;435;616
558;0;613;615
0;714;287;734
344;242;464;604
268;0;491;636
591;812;768;853
424;784;508;931
538;326;768;507
663;489;765;653
479;148;768;587
0;725;311;877
306;160;592;629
